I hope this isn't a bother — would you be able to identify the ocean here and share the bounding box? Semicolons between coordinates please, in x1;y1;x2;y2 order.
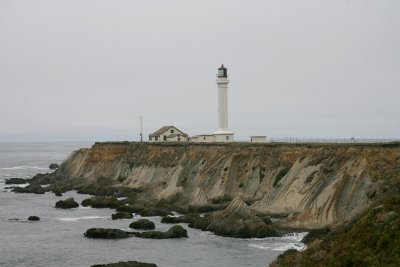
0;142;306;267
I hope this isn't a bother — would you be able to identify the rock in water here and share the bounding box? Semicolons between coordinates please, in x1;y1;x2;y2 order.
84;228;131;239
189;196;280;238
111;212;133;220
133;225;188;239
12;183;45;194
81;196;121;209
91;261;157;267
28;216;40;221
55;198;79;209
129;219;155;230
49;163;59;170
5;178;28;184
138;207;172;217
161;213;201;224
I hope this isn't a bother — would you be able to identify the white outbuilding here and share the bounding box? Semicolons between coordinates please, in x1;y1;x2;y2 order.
250;136;267;143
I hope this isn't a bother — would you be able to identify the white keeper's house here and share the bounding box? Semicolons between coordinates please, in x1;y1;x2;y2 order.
149;126;188;142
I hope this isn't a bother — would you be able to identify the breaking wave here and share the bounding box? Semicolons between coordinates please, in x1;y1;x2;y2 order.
248;232;308;251
0;166;49;170
58;216;109;222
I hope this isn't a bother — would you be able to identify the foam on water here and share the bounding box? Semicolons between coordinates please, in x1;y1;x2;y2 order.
248;232;308;252
58;216;110;222
0;166;50;171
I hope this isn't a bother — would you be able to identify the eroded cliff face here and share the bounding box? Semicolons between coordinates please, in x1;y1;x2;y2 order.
56;142;400;229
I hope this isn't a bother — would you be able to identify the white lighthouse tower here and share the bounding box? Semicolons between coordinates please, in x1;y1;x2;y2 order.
214;64;234;142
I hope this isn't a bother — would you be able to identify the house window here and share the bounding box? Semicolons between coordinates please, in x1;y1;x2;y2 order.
164;136;167;141
171;129;174;133
178;137;181;141
204;137;206;140
155;136;158;141
226;136;229;140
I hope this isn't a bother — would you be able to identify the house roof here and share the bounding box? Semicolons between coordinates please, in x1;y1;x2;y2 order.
149;125;187;137
167;133;188;138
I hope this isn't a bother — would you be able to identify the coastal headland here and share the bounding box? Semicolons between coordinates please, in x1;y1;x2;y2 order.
18;141;400;265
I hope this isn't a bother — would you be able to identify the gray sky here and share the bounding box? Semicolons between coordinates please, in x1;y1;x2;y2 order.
1;0;399;142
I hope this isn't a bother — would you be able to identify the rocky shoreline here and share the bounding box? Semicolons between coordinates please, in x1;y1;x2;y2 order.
6;142;400;266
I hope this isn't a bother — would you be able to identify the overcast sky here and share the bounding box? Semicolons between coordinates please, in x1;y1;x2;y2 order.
0;0;399;142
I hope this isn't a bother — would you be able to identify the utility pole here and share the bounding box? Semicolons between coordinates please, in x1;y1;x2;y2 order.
140;116;143;142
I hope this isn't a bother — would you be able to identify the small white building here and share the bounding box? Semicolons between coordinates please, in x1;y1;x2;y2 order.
191;135;215;143
250;136;267;143
149;126;188;142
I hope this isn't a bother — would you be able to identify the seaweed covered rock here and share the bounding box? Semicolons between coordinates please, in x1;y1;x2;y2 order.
29;172;56;185
116;204;144;214
84;228;131;239
13;184;45;194
49;163;59;170
139;207;172;217
81;196;121;209
111;212;133;220
161;213;201;224
48;182;72;196
133;225;188;239
28;216;40;221
55;198;79;209
5;178;28;184
77;183;116;196
189;197;280;238
129;219;155;230
91;260;157;267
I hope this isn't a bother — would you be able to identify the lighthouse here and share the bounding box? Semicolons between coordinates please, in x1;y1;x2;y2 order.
214;64;234;142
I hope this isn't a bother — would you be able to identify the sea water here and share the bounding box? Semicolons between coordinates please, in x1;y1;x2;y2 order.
0;142;306;267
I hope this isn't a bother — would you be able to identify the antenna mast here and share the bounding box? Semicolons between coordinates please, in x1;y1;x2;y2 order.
140;116;143;142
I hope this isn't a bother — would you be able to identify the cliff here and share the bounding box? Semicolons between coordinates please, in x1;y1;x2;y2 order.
55;142;400;229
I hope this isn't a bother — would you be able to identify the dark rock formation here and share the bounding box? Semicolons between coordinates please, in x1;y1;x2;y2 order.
48;182;72;196
116;204;144;214
129;219;155;230
28;216;40;221
49;163;59;170
81;196;121;209
111;212;133;220
13;184;45;194
84;228;131;239
161;213;201;224
55;198;79;209
91;261;157;267
132;225;188;239
29;172;56;185
139;207;173;217
189;197;280;238
76;183;116;196
5;178;28;184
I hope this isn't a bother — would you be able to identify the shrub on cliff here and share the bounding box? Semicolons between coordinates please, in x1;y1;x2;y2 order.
271;193;400;266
